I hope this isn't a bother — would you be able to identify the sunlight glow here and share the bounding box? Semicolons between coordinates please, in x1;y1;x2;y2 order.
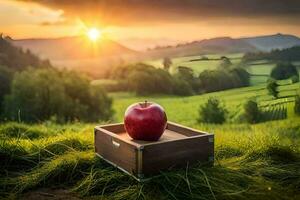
87;28;101;41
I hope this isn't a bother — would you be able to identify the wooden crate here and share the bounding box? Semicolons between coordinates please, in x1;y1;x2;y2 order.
94;122;214;181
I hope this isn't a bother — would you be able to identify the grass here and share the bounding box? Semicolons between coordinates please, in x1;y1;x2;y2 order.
0;118;299;199
1;82;300;199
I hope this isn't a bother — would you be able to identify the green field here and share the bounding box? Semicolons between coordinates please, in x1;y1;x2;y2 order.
1;68;300;199
111;82;299;124
144;53;243;75
1;81;300;199
143;54;300;86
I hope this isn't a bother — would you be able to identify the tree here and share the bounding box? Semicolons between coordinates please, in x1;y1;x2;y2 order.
172;78;194;96
198;97;227;124
243;100;262;124
219;56;232;69
127;66;173;95
270;62;299;80
163;57;172;71
4;68;113;123
267;79;279;98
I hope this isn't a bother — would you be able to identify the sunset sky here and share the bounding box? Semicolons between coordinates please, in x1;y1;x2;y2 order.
1;0;300;43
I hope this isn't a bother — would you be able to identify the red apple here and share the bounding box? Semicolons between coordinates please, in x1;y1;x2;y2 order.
124;101;167;141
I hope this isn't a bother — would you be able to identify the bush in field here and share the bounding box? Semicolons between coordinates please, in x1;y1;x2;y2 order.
4;68;113;123
270;62;299;80
198;97;227;124
267;79;279;98
243;100;262;124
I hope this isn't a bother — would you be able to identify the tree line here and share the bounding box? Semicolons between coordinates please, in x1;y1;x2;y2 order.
106;62;250;96
0;37;113;123
242;46;300;62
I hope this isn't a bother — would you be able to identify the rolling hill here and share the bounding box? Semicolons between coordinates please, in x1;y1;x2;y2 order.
144;33;300;59
145;37;257;59
10;36;136;60
242;33;300;51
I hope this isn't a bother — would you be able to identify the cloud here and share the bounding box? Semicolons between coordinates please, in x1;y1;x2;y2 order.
21;0;300;26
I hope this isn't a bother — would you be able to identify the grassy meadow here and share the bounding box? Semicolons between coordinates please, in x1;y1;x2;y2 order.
1;79;300;199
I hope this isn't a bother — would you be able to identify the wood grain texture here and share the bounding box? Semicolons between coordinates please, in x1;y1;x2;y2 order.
142;135;214;175
94;128;137;174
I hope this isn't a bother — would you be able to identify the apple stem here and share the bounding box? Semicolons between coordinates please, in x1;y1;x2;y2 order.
144;100;147;107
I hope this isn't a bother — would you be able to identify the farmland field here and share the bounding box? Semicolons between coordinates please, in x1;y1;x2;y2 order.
143;53;300;86
111;82;300;125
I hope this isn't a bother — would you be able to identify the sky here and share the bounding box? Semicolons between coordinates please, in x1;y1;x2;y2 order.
1;0;300;43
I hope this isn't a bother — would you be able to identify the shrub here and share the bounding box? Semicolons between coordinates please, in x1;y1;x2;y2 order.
243;100;262;124
267;79;279;98
4;68;113;123
198;97;227;124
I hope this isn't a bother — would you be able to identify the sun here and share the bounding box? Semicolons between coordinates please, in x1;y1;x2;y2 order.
87;28;101;41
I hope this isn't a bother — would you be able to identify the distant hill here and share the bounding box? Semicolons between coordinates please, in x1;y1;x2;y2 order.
8;36;137;78
11;36;136;60
144;33;300;59
0;35;51;71
144;37;257;59
242;33;300;51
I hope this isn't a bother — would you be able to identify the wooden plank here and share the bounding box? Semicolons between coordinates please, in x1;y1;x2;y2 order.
167;121;210;136
142;135;214;175
94;128;137;174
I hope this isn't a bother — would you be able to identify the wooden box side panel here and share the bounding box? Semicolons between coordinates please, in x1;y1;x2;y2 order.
167;122;208;136
142;135;214;175
94;129;137;175
98;123;125;133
